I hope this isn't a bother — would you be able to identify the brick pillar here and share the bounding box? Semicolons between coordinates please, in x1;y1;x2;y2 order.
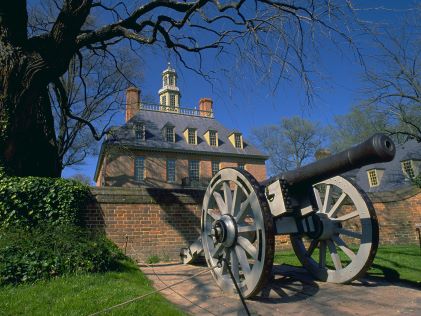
126;87;140;122
199;98;213;117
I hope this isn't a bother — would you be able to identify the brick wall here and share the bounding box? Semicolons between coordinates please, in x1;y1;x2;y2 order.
86;187;204;262
102;150;267;188
85;186;421;262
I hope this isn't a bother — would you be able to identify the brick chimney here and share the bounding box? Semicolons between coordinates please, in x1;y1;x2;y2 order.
125;86;140;122
199;98;213;117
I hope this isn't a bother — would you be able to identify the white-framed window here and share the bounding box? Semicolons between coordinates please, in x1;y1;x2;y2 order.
167;159;176;183
169;75;174;85
189;160;200;181
209;130;217;146
165;126;175;142
188;128;196;145
161;95;166;106
238;163;245;170
367;169;379;187
211;161;219;177
401;160;415;179
163;76;168;86
135;124;145;141
170;94;176;109
134;157;145;181
234;134;242;148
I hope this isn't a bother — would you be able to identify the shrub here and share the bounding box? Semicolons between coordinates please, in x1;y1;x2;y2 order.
0;224;125;285
0;173;91;228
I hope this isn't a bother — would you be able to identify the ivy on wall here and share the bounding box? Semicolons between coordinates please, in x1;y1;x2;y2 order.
0;168;91;228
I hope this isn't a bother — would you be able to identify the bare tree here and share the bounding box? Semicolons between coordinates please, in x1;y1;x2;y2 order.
0;0;361;177
28;0;141;172
51;49;140;171
69;173;92;185
252;116;324;174
362;10;421;142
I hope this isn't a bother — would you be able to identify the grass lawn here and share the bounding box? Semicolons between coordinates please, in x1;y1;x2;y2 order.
274;244;421;284
0;260;185;316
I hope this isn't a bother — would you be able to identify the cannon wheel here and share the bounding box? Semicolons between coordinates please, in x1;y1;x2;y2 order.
290;176;379;283
201;168;274;298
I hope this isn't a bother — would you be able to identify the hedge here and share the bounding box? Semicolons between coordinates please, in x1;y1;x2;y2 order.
0;224;125;285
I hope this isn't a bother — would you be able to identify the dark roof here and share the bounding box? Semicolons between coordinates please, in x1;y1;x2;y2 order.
343;139;421;193
94;109;267;180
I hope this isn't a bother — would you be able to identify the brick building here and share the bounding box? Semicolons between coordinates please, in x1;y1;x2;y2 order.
94;64;267;187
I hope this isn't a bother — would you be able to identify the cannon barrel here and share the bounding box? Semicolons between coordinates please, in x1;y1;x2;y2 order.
262;133;396;188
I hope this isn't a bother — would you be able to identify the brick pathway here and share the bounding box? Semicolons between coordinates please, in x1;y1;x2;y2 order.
141;263;421;316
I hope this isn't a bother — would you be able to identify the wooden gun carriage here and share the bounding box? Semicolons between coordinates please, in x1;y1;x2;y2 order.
182;134;396;298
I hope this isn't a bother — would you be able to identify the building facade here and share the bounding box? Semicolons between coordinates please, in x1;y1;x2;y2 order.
94;64;267;188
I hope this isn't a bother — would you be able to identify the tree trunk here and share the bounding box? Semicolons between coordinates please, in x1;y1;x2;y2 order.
0;46;61;177
0;0;91;177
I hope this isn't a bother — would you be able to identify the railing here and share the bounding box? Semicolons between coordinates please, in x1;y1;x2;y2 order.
140;102;214;118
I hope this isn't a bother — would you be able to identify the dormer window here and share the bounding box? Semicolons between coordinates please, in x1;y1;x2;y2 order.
184;128;197;145
228;132;243;149
401;160;416;179
367;169;384;187
204;129;218;147
188;128;197;145
135;124;145;141
209;130;217;146
235;134;242;148
165;126;175;142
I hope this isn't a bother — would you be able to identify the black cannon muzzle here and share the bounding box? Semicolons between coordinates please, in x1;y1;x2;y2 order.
262;133;396;188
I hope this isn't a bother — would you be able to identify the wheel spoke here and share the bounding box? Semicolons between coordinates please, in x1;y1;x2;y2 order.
336;210;359;222
332;235;356;260
307;239;319;257
313;187;323;210
231;249;240;283
321;185;333;213
231;185;245;216
319;241;326;268
213;191;228;215
336;228;362;240
327;192;347;218
207;209;220;221
238;224;256;233
223;182;233;215
222;249;231;275
327;240;342;270
235;245;251;275
237;236;258;260
235;196;251;222
211;243;224;259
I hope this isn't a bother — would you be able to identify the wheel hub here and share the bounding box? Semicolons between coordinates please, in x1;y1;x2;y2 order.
212;214;238;247
317;213;341;240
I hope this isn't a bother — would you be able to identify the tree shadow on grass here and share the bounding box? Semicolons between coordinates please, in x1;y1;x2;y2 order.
358;263;421;290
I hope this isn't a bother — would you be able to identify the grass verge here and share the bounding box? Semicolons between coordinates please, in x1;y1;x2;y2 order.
274;244;421;284
0;259;185;316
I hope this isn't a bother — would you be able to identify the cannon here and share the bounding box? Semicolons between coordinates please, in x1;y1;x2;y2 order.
182;133;396;298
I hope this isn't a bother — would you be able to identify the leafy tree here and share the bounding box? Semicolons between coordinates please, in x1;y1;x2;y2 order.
0;1;362;177
252;116;324;174
328;104;389;152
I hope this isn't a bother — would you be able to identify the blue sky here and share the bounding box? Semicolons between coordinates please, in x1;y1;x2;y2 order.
60;1;416;183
